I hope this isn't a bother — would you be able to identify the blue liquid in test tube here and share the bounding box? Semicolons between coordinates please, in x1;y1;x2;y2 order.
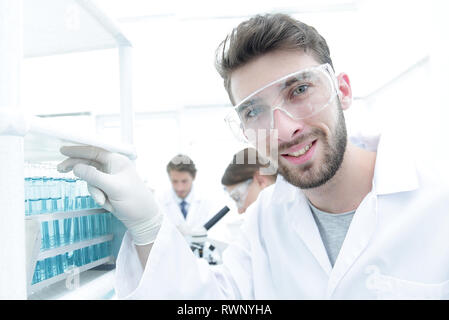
74;249;82;267
66;251;74;270
74;179;82;210
29;178;43;214
82;246;91;265
41;221;50;249
32;261;42;284
94;244;101;261
64;218;72;245
44;257;54;279
42;177;52;214
72;216;81;243
65;179;76;211
24;178;31;215
54;255;64;276
91;213;100;238
53;220;61;247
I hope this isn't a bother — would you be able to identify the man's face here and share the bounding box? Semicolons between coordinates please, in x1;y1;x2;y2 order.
230;50;349;189
169;170;194;199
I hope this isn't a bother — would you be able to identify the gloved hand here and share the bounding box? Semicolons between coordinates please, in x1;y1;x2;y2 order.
57;145;163;245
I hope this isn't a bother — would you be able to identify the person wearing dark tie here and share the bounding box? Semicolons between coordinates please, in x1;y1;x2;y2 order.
156;154;216;236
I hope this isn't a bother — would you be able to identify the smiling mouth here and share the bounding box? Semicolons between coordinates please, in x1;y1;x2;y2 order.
281;140;316;157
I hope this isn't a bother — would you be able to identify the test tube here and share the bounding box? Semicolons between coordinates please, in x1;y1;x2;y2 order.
88;245;95;262
72;216;81;243
32;261;42;284
42;177;52;214
63;217;72;245
49;179;60;247
50;178;63;212
80;181;89;209
33;260;46;284
44;257;54;280
74;249;82;267
105;213;112;234
65;178;76;211
92;213;100;238
65;251;74;270
41;221;50;249
29;177;43;214
93;244;101;261
54;255;64;276
60;252;68;273
79;210;90;242
24;177;31;215
52;219;61;247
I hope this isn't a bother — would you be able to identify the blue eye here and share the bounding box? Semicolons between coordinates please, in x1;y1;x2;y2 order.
243;105;265;121
292;84;309;96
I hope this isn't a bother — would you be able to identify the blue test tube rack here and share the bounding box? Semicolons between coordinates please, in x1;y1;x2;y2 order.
25;175;114;287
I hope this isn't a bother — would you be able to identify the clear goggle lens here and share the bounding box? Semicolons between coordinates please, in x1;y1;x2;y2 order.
225;63;337;143
227;178;253;209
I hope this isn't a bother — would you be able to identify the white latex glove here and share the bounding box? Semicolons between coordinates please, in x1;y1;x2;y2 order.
57;145;162;245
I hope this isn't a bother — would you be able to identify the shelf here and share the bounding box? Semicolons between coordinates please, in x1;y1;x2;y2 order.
38;234;113;260
0;0;134;299
26;208;108;222
0;110;137;161
23;0;131;58
28;256;113;294
28;269;115;300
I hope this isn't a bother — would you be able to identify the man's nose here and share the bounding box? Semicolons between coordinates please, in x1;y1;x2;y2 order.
272;108;305;142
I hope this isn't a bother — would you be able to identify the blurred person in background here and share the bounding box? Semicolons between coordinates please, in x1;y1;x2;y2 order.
218;147;277;243
222;148;277;214
157;154;216;236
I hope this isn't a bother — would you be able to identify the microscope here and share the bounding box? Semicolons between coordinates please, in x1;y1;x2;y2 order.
188;206;230;265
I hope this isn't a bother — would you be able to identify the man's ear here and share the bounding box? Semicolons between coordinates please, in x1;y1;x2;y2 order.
337;73;352;111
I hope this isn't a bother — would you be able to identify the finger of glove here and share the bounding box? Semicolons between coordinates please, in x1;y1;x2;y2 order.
60;146;115;166
87;185;106;206
103;198;114;213
73;163;115;196
60;146;129;173
57;158;102;174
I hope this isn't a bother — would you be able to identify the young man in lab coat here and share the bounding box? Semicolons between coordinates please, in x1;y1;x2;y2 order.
157;154;217;237
58;13;449;299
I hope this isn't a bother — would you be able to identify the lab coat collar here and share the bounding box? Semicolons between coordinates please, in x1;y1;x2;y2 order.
372;133;419;195
271;175;298;204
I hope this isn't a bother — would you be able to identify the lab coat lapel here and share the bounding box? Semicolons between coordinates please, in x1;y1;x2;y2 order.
274;177;333;276
325;188;378;297
168;200;187;226
185;198;201;226
325;133;419;297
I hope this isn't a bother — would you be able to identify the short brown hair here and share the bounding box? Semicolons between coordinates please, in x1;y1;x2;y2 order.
215;13;334;105
221;148;277;186
166;154;197;178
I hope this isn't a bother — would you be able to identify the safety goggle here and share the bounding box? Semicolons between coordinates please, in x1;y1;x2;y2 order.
226;178;253;209
224;63;338;143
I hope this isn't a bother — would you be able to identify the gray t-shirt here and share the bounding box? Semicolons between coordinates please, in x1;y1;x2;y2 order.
308;201;355;267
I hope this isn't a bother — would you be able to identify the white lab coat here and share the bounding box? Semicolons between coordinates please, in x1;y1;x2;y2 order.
156;186;217;232
114;133;449;299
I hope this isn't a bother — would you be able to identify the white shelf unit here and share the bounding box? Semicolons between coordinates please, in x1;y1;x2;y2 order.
0;0;135;299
